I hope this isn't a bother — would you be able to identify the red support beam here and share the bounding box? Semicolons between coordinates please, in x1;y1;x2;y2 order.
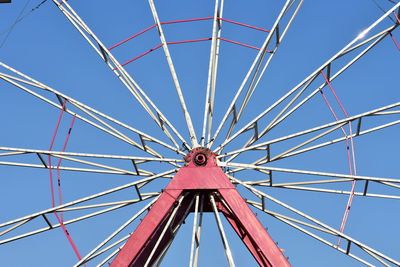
111;147;290;267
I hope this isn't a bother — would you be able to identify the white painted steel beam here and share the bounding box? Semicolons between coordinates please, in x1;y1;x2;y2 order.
148;0;198;148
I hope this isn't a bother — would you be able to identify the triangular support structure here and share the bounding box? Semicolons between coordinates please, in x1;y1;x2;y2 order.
111;147;290;267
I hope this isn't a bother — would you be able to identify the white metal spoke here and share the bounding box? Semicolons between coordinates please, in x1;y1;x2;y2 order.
0;62;185;156
217;102;400;160
222;0;304;146
0;72;161;159
222;162;400;184
270;118;400;163
0;193;159;245
209;0;303;149
239;177;352;187
259;26;394;137
2;1;400;266
215;6;400;153
0;147;182;162
201;0;224;147
209;194;235;267
234;174;400;200
86;234;130;264
0;160;172;177
218;28;395;156
96;246;121;267
143;194;186;267
0;147;183;165
247;201;375;266
204;0;226;146
0;149;178;178
75;196;159;266
51;0;191;150
148;0;198;148
270;185;400;200
232;177;400;266
189;194;200;267
152;193;197;267
0;170;175;231
246;200;336;235
191;194;204;267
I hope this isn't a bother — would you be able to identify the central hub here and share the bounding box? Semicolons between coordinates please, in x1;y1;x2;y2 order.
194;152;207;166
183;147;217;167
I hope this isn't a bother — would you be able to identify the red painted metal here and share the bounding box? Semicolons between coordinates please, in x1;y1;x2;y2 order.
218;17;270;33
111;147;290;267
390;32;400;51
320;70;357;246
48;100;84;264
167;38;212;45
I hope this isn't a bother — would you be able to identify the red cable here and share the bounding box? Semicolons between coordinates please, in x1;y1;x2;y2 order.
54;211;85;263
161;17;213;25
56;114;76;223
108;25;157;50
48;102;84;265
116;39;212;69
320;70;358;247
114;44;164;70
391;12;400;51
218;17;270;32
167;38;212;45
390;32;400;51
218;37;267;51
393;11;400;24
48;100;67;207
108;17;213;50
108;17;268;50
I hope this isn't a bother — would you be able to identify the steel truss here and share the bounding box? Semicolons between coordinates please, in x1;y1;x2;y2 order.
1;0;400;266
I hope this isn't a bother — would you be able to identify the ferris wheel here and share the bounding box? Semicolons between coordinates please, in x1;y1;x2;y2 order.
1;0;400;266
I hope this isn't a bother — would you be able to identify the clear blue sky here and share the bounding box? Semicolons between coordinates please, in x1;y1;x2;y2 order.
1;0;400;266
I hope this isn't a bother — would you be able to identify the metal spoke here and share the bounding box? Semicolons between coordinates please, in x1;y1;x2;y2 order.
86;234;130;264
217;102;400;160
189;194;200;267
0;152;175;179
233;174;400;200
269;185;400;200
0;170;175;231
190;194;204;267
232;177;400;266
96;246;121;267
214;3;400;153
143;194;186;267
0;72;166;162
209;193;235;267
2;1;399;266
271;118;400;163
0;193;159;245
258;26;394;137
51;0;191;150
0;62;185;156
248;201;375;266
201;0;225;147
0;146;182;162
209;0;303;149
222;162;400;184
148;0;198;148
75;196;159;266
0;160;172;177
0;147;183;176
152;193;197;267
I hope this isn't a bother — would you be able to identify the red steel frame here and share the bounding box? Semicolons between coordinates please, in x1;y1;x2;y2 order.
111;147;290;267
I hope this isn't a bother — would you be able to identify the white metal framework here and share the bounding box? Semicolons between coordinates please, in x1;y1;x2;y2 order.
1;0;400;266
